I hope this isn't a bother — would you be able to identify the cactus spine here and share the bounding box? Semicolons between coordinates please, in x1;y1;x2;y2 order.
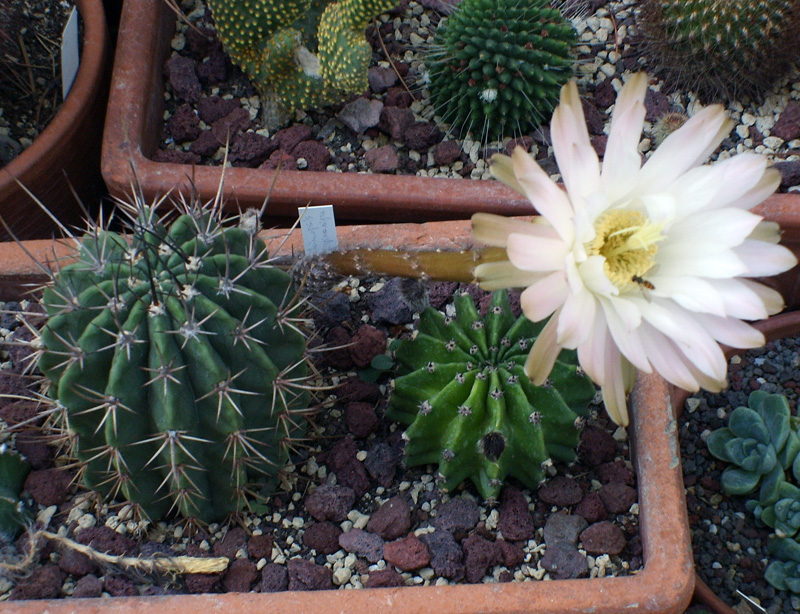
387;290;594;500
36;196;313;525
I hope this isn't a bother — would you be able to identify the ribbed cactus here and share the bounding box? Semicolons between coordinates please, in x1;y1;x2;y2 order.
0;446;30;539
387;290;594;500
207;0;398;112
637;0;800;102
36;197;312;525
425;0;576;142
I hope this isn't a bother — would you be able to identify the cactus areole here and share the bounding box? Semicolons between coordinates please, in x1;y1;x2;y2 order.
37;203;311;524
387;290;594;500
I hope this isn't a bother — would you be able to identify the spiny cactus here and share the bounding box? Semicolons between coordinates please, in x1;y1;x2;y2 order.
207;0;397;113
0;445;30;540
425;0;577;142
637;0;800;102
386;290;594;500
36;195;314;525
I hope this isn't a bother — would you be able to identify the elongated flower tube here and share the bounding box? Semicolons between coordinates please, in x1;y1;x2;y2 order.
471;72;797;426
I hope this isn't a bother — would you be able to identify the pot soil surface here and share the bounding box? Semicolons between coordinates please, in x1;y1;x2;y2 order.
0;277;641;600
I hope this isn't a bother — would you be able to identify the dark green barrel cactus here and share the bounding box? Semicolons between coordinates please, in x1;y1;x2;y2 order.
637;0;800;102
207;0;398;112
387;290;594;500
37;201;311;524
0;446;30;540
425;0;577;142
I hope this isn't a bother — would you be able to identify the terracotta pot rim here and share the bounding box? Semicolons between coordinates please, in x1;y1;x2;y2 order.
0;0;108;190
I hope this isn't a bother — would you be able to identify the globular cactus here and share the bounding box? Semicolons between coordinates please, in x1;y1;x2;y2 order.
707;391;800;497
425;0;576;142
0;445;30;540
386;290;594;501
637;0;800;102
207;0;398;113
767;536;800;594
36;196;313;525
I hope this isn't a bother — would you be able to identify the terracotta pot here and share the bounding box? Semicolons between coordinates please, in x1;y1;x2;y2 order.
0;218;693;613
100;0;535;224
0;0;110;242
673;310;800;613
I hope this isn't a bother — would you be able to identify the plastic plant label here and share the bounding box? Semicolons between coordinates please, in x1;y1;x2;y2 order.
299;205;338;257
61;7;80;99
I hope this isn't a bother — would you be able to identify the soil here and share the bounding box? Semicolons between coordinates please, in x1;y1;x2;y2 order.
0;276;642;600
681;333;800;614
0;0;75;168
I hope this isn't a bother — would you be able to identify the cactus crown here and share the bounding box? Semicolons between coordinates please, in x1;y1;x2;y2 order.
425;0;577;143
637;0;800;102
387;290;594;500
36;190;314;525
207;0;398;112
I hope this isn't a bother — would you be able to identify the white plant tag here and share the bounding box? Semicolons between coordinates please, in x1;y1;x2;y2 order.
61;6;80;99
298;205;338;256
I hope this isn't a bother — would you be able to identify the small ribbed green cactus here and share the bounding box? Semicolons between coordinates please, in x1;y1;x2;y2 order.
0;446;30;539
36;195;313;525
637;0;800;102
387;290;594;500
207;0;398;112
425;0;577;142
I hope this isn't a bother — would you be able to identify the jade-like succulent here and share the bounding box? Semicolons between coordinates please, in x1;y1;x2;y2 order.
766;536;800;593
387;290;594;500
36;196;313;525
707;391;800;497
0;445;30;539
637;0;800;102
749;481;800;539
425;0;577;142
207;0;398;113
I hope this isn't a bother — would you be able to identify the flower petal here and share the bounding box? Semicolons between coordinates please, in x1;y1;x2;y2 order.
690;312;765;349
648;275;726;316
707;278;784;319
556;285;597;348
519;272;569;322
599;344;631;427
733;239;798;277
524;314;561;385
474;260;544;291
471;213;557;248
506;233;569;272
488;153;525;196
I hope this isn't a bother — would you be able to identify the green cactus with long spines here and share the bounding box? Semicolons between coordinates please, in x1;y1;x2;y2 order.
0;446;30;540
637;0;800;103
36;198;312;525
207;0;398;112
387;290;594;501
425;0;577;143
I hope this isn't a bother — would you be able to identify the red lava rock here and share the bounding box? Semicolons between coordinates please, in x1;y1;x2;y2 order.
9;564;63;600
345;401;380;438
366;568;406;588
774;160;800;190
14;431;53;469
580;521;627;555
247;533;274;560
338;98;384;133
578;425;617;466
433;140;461;166
213;526;248;558
434;496;480;539
462;534;502;583
153;148;202;164
229;132;278;168
379;106;415;140
165;54;201;103
349;324;387;368
575;491;607;523
368;65;398;93
591;134;608;158
261;149;297;170
303;521;342;555
384;86;413;108
772;100;800;142
364;442;402;487
104;574;138;596
211;107;252;144
293;140;331;171
581;99;605;135
71;574;103;598
287;558;333;591
222;558;259;592
338;377;381;403
58;546;98;576
540;542;588;580
189;130;222;157
197;95;240;124
74;526;137;556
185;572;222;594
259;562;289;592
338;528;384;563
383;534;430;571
542;510;587;546
323;326;354;369
497;486;535;541
644;89;671;122
419;530;464;581
196;49;228;85
365;145;399;173
427;281;460;310
538;476;583;507
505;136;534;155
24;467;73;506
598;482;637;514
367;495;411;541
593;77;616;109
597;460;635;486
497;540;524;567
275;124;313;153
0;399;42;426
320;436;371;496
167;103;201;142
403;121;444;150
305;484;357;522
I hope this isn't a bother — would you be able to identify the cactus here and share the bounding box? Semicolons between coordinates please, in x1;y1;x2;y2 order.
650;111;687;147
425;0;577;142
386;289;594;500
766;536;800;593
706;391;800;497
0;445;30;540
207;0;398;113
637;0;800;102
36;195;313;525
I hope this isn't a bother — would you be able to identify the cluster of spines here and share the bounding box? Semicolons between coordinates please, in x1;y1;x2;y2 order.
387;290;594;501
637;0;800;102
425;0;577;143
36;192;314;525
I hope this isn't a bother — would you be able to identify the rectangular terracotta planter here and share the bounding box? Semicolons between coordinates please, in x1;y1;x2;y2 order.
0;218;696;613
100;0;534;225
